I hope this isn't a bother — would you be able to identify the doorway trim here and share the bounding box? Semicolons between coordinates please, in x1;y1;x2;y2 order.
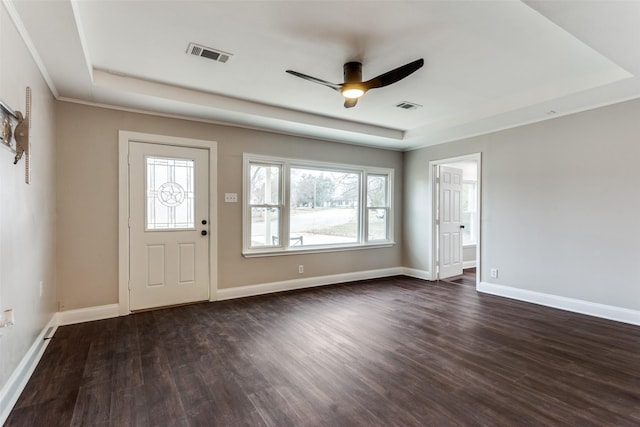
429;152;482;287
118;131;218;315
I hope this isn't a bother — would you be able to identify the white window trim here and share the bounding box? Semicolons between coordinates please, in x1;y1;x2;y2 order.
243;153;395;257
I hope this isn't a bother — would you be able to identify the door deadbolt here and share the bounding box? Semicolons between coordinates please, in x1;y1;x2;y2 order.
201;230;208;236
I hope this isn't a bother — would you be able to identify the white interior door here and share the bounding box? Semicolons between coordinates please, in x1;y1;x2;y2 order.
438;166;464;279
129;142;209;310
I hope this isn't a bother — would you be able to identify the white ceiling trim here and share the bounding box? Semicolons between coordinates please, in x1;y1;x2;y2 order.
57;95;406;152
69;0;94;83
2;0;59;98
406;92;640;152
92;69;405;140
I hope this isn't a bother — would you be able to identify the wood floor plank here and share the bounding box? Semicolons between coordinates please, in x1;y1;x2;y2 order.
6;276;640;426
108;387;148;427
110;350;143;392
173;361;267;427
70;383;112;427
4;392;78;427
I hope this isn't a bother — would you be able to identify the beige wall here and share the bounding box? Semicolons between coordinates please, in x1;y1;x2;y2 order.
404;98;640;311
0;5;57;393
56;102;403;310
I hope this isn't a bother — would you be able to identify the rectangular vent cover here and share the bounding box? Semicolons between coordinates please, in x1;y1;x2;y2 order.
396;101;421;110
187;43;232;64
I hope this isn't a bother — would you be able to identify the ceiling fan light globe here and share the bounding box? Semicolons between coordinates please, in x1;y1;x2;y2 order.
342;87;365;99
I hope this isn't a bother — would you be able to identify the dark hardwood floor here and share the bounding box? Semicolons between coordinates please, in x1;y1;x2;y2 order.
441;267;476;287
6;276;640;426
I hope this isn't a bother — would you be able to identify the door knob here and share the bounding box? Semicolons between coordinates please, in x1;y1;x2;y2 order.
201;230;208;236
459;225;465;229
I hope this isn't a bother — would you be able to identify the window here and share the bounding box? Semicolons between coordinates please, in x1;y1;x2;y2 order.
247;162;282;247
366;174;389;241
462;180;477;245
243;154;394;255
146;156;195;230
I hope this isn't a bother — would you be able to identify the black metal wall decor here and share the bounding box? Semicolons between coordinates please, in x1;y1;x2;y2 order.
0;87;31;183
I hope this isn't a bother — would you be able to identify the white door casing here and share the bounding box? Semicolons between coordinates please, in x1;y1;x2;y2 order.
129;142;210;310
438;165;464;279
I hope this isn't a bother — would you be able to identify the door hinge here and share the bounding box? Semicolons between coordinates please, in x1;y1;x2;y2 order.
128;217;132;228
127;281;131;290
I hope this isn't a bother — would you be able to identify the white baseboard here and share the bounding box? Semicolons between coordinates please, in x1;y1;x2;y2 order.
0;314;58;425
216;267;404;301
57;304;120;326
478;282;640;326
401;267;433;281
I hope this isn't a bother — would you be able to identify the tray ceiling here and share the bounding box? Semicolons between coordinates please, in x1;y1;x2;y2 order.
7;0;640;150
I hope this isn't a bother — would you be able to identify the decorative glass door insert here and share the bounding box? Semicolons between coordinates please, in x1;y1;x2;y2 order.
146;156;195;229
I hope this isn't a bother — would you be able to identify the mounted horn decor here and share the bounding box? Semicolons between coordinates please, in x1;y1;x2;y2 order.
0;87;31;183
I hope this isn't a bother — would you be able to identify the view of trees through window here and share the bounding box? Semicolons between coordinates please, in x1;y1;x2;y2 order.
290;168;359;245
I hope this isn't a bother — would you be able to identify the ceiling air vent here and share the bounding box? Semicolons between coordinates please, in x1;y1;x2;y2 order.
395;101;421;110
186;43;232;64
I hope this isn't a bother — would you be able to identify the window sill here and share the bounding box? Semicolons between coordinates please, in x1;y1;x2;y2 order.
243;241;396;258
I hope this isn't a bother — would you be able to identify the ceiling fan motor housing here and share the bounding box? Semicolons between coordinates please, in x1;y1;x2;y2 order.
344;62;363;83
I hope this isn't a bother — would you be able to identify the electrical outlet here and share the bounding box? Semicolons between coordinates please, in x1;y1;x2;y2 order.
224;193;238;203
298;265;304;274
490;268;498;278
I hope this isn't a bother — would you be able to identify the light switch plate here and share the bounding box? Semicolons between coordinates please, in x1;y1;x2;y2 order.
224;193;238;203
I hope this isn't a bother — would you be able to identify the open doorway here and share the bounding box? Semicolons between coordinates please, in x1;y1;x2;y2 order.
429;153;481;287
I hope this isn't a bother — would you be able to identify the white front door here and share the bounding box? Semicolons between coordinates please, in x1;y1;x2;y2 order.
438;166;464;279
129;142;210;310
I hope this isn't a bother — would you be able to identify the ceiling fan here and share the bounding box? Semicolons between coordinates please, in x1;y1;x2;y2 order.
286;58;424;108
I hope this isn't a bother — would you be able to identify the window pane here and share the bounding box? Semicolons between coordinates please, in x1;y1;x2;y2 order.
146;157;195;230
290;168;359;245
250;163;280;205
250;207;280;247
368;208;388;241
463;182;476;213
367;175;387;207
462;211;472;244
462;181;477;245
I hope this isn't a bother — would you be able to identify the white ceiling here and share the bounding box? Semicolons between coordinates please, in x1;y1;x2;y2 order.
6;0;640;150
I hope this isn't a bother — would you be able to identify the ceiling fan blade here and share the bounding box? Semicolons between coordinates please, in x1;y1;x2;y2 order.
285;70;342;91
344;98;358;108
363;58;424;90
